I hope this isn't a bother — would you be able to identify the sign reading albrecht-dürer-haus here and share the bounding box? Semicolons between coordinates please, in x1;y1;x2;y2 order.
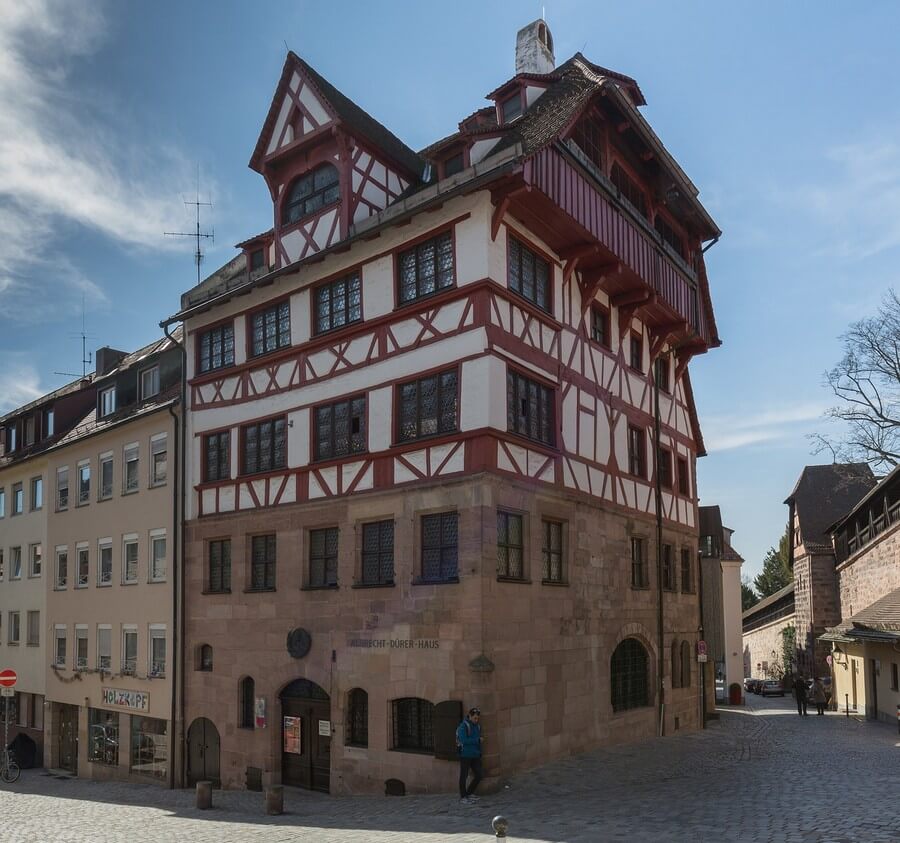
101;687;150;712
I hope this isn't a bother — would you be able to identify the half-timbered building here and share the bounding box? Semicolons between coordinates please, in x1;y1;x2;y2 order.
166;20;721;794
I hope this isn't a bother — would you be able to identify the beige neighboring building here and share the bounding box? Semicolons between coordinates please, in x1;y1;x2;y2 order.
43;335;182;785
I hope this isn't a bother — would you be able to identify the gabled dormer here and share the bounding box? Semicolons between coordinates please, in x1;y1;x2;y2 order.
249;53;423;270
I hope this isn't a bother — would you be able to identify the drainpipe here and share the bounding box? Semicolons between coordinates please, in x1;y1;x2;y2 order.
697;549;706;728
163;321;187;789
653;360;665;736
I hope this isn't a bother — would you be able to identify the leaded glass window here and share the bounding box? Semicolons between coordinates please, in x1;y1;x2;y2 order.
631;537;648;588
611;638;649;712
208;539;231;593
250;534;276;591
680;548;693;593
315;272;361;334
347;688;368;748
628;425;646;478
397;231;454;304
506;370;554;445
309;528;338;588
205;431;230;481
398;369;457;442
662;543;675;591
508;236;550;312
250;301;291;357
420;512;458;582
497;511;524;579
361;521;394;586
284;164;340;225
242;418;286;475
542;520;564;583
392;698;434;752
315;397;366;460
198;323;235;374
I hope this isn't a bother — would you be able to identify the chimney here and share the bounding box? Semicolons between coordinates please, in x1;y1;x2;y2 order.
516;20;555;75
95;346;128;377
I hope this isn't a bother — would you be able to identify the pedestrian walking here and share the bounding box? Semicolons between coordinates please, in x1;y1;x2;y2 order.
812;678;827;715
456;707;483;805
793;674;808;716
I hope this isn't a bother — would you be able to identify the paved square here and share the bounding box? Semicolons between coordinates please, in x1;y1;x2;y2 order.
1;695;898;842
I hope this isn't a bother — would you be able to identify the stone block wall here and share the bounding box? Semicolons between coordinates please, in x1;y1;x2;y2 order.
838;522;900;621
743;614;795;680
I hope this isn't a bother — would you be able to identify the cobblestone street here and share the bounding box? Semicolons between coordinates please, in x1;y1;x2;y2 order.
1;694;898;842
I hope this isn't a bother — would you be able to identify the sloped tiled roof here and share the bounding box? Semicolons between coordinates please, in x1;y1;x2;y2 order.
94;326;182;384
742;582;795;622
0;376;92;426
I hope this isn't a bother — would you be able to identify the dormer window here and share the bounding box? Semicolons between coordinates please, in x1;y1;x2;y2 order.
501;94;523;124
24;416;35;447
45;409;54;437
140;365;160;400
443;152;465;177
250;248;265;271
100;386;116;418
284;164;340;226
7;425;16;452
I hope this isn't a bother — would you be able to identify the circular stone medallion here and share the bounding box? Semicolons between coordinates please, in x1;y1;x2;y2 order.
287;628;312;659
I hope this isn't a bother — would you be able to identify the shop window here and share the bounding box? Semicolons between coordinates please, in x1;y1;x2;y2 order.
88;708;119;765
130;717;167;779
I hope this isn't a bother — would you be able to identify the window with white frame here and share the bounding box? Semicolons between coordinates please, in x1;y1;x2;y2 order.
150;531;166;582
56;466;68;510
123;535;139;584
55;547;68;589
76;544;89;587
97;626;111;671
27;611;39;646
149;626;166;677
122;626;138;674
75;626;88;670
0;487;5;517
29;543;41;577
77;461;90;504
12;483;23;515
30;476;42;510
10;546;21;579
100;386;116;417
54;626;67;667
150;434;167;486
8;611;20;644
140;366;160;400
98;539;112;586
123;443;139;493
99;453;113;500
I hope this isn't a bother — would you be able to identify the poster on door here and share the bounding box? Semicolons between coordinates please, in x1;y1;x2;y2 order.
283;716;302;754
255;696;267;729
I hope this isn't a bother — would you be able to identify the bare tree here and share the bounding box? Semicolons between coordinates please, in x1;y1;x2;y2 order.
813;289;900;471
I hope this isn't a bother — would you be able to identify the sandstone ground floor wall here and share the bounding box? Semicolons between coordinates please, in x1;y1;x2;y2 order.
2;691;44;768
743;614;796;681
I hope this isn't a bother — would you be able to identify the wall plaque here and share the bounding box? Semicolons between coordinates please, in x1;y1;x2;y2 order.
287;628;312;659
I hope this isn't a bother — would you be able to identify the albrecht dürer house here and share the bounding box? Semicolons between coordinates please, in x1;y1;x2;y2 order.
165;20;722;794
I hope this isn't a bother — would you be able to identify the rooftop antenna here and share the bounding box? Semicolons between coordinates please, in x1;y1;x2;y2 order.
165;164;215;286
54;295;94;379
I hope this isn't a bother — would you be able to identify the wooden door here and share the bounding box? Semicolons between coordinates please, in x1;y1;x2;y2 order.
57;705;78;773
186;717;220;786
868;659;879;720
281;697;330;792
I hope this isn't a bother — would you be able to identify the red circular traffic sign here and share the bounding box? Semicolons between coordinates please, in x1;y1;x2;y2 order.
0;669;17;687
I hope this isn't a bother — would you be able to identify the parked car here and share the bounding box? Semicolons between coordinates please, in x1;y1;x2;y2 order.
761;679;785;697
743;677;756;692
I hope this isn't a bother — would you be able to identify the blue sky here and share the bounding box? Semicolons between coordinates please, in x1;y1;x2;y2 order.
2;1;899;579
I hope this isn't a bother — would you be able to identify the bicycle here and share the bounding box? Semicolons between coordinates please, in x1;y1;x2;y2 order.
0;749;20;784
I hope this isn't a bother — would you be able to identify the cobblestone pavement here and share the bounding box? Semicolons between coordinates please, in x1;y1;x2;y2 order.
1;694;899;842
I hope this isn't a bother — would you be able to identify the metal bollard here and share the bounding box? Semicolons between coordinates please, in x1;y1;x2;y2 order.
196;780;213;810
265;785;284;816
845;693;850;718
492;815;509;838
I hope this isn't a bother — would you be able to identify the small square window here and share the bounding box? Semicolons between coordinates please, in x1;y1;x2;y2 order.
654;357;670;393
629;333;643;372
591;305;610;348
631;537;648;588
501;94;523;123
628;425;646;478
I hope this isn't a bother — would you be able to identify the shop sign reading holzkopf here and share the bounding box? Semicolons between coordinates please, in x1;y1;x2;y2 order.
101;687;150;712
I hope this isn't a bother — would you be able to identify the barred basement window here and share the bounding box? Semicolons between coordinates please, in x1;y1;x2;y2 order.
497;511;525;579
198;323;235;374
314;272;361;334
284;164;340;225
361;521;394;586
508;236;550;312
591;305;610;348
680;548;693;593
627;425;646;478
631;537;648;588
239;677;255;729
204;432;230;482
542;520;564;583
315;397;366;460
611;638;649;712
208;539;231;593
681;641;692;688
346;688;368;747
420;512;458;582
250;301;290;357
392;697;434;753
309;528;338;588
506;370;554;445
611;162;648;218
250;535;276;591
397;231;454;304
398;369;457;442
242;418;286;475
662;544;675;591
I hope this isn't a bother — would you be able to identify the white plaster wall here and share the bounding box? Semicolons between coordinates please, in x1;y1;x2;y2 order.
720;559;744;699
362;255;394;319
459;357;493;431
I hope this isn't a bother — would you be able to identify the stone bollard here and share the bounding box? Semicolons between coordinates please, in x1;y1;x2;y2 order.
265;785;284;816
492;815;509;838
196;780;213;810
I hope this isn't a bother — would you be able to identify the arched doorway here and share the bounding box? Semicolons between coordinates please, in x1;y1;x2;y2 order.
280;678;330;792
186;717;220;787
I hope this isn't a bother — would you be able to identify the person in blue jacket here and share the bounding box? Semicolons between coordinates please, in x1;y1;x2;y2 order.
456;706;483;804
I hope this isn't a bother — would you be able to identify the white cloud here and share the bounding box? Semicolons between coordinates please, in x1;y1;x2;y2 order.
0;355;45;414
0;0;199;323
703;403;826;453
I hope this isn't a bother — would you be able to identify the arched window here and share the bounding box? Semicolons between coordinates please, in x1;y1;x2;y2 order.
346;688;368;748
681;641;692;688
198;644;213;672
611;638;649;712
284;164;340;225
670;640;681;689
391;697;434;752
239;677;255;729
